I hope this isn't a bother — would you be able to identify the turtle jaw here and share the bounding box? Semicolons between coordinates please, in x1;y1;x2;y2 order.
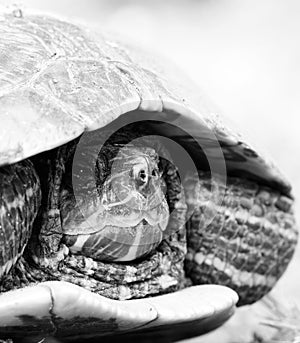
0;280;238;341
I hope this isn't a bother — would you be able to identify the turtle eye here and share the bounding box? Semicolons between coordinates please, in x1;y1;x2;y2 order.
138;169;147;182
132;166;148;186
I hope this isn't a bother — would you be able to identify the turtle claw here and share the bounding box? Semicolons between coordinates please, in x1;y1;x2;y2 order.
0;281;238;341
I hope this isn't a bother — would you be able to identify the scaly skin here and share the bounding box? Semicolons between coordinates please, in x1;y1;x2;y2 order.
0;125;297;305
184;172;297;305
0;126;188;299
0;160;41;278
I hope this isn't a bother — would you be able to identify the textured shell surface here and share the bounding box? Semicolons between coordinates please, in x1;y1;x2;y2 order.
0;10;291;196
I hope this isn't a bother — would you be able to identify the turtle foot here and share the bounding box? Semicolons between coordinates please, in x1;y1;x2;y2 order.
0;281;238;341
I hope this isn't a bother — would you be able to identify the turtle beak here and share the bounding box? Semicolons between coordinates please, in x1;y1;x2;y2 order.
0;281;238;341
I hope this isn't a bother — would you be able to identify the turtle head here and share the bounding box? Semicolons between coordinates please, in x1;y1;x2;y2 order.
62;144;170;262
107;145;166;210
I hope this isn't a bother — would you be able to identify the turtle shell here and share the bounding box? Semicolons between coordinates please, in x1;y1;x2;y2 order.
0;10;291;196
0;9;296;342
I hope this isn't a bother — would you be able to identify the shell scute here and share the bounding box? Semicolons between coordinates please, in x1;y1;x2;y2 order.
0;11;292;196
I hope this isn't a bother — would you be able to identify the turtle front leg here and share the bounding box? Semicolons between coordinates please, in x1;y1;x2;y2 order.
0;145;77;292
184;172;298;305
0;160;41;283
29;143;75;269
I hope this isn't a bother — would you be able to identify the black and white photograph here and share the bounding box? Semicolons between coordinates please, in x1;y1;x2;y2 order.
0;1;299;342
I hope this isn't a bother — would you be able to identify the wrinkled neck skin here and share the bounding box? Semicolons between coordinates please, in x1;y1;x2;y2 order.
1;125;188;300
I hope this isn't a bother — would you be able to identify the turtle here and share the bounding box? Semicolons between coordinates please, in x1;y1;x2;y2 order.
0;8;298;343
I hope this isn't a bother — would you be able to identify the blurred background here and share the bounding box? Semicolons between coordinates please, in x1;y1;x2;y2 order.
1;0;299;342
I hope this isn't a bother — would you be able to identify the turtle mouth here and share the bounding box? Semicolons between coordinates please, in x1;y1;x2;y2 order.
62;219;164;263
61;206;169;263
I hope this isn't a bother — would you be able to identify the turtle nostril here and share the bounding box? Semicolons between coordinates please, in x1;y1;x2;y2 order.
151;169;159;178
